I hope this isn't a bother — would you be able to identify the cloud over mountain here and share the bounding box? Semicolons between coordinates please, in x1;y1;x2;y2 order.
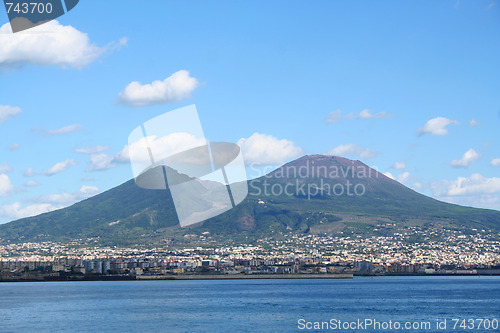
327;143;378;159
237;133;304;166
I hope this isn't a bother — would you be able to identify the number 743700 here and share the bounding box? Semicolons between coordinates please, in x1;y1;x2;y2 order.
451;318;498;330
5;2;53;14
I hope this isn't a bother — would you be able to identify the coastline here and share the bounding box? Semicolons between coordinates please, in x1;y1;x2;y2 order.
2;272;500;282
136;273;354;280
0;273;353;282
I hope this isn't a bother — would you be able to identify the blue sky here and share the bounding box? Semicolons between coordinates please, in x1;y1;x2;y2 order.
0;0;499;224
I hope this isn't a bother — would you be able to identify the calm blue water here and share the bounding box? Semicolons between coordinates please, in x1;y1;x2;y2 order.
0;276;499;332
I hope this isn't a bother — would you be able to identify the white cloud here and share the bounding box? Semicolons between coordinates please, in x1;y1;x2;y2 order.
0;105;23;124
25;180;40;187
81;176;95;182
327;143;378;159
468;119;480;127
412;182;423;190
491;158;500;167
0;185;103;220
397;171;410;184
0;162;13;173
392;161;406;170
120;132;205;162
23;167;35;177
435;193;500;211
47;124;82;135
118;70;199;107
84;132;207;172
451;148;480;168
0;20;126;69
418;117;459;136
433;173;500;196
80;185;99;196
431;172;500;210
384;172;395;180
85;153;117;172
7;143;20;151
31;185;99;206
0;185;102;220
326;109;342;123
326;108;392;123
357;109;392;119
237;133;304;166
36;124;82;136
385;171;410;184
75;145;109;154
44;159;77;176
0;174;14;196
0;203;61;220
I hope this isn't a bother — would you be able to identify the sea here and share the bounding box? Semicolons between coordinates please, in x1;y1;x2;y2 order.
0;276;498;332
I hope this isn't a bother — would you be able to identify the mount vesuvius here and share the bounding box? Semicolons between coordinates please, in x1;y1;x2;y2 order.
0;155;498;245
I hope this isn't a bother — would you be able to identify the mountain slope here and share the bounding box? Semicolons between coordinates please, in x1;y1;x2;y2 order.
0;179;179;243
0;155;498;245
253;155;498;222
201;155;499;235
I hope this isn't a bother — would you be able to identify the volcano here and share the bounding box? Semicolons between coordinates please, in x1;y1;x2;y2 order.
0;155;498;245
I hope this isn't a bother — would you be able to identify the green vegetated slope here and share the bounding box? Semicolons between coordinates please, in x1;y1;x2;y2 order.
0;155;498;245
